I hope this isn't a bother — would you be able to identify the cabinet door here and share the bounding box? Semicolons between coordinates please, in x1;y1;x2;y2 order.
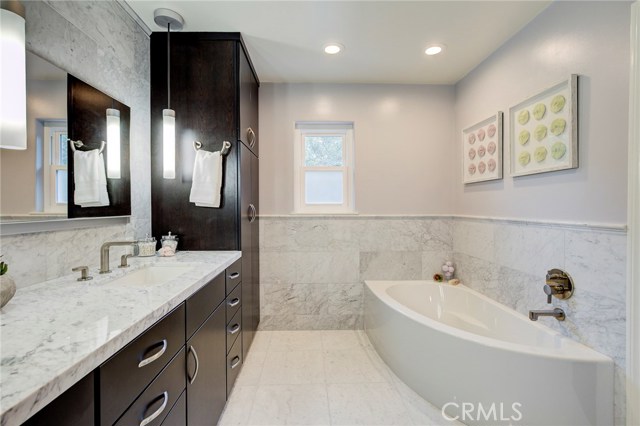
240;143;255;358
251;152;260;335
186;304;226;426
238;45;259;156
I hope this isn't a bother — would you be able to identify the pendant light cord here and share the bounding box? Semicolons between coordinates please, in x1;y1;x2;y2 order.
167;22;171;109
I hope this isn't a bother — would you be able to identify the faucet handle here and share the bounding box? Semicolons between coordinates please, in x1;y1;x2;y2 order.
72;266;93;282
543;268;574;303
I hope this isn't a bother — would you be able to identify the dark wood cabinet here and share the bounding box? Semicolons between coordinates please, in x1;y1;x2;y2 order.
186;304;227;426
150;32;260;360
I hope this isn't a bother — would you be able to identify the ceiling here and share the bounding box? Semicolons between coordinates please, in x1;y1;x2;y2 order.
126;1;551;85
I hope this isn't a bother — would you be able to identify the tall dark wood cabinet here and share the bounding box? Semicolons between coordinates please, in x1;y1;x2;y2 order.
150;33;260;357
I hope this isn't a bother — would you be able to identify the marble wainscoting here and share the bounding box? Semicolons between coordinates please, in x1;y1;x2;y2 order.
259;216;453;330
452;218;627;425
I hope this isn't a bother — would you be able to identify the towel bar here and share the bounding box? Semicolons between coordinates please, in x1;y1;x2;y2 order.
193;140;231;156
69;139;105;154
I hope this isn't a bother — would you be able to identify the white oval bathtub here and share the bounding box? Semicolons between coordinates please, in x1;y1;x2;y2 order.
364;280;613;426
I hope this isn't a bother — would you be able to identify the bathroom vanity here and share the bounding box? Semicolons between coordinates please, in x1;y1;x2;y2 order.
0;251;242;426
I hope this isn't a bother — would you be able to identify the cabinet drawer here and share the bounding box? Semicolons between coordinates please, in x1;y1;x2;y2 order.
114;348;186;426
100;304;185;426
186;273;225;339
160;390;186;426
226;282;241;323
226;336;243;397
226;309;242;354
225;259;242;294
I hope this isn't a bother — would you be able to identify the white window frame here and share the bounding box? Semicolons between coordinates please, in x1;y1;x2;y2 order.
43;124;68;213
293;122;355;214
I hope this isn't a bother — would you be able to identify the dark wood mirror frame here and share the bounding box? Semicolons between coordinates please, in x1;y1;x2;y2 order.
67;75;131;218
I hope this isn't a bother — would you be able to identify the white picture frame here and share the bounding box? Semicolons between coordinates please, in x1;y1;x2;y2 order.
509;75;578;177
462;112;503;184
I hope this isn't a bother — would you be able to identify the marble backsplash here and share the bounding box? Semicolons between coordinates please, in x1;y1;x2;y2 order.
259;215;627;424
0;1;151;288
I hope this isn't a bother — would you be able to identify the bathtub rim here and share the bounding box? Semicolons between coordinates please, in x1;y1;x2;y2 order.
365;279;612;363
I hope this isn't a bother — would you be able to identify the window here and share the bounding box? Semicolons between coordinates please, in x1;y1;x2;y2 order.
293;122;355;213
43;123;68;213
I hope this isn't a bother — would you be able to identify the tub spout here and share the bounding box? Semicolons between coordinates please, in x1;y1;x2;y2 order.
529;308;565;321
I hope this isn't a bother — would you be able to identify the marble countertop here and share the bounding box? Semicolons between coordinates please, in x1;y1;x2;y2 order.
0;251;241;426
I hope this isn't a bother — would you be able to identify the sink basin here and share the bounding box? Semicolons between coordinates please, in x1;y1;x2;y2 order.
108;265;194;287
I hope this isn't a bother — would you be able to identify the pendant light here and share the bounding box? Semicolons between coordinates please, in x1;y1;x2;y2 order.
154;8;184;179
0;0;26;150
106;107;120;178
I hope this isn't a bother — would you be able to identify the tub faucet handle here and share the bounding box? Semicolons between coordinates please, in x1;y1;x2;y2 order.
543;268;574;303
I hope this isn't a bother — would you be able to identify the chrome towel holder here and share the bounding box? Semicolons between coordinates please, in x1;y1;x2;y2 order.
69;139;105;154
193;140;231;156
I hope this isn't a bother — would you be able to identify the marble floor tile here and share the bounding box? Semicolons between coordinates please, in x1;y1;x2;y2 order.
327;382;413;425
324;348;388;383
268;331;324;352
250;330;274;352
236;350;267;386
260;350;325;385
219;385;258;426
320;330;369;352
248;384;331;425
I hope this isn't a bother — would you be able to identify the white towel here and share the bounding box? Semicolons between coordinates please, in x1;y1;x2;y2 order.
189;149;223;208
73;150;110;207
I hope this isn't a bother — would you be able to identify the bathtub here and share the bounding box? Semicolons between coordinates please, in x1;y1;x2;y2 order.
364;280;613;426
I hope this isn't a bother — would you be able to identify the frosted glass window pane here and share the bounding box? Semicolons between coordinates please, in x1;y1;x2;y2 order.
56;170;67;204
304;136;343;166
305;171;343;204
58;134;68;166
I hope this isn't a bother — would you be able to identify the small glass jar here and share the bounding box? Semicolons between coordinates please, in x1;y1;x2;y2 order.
137;236;157;257
161;231;178;252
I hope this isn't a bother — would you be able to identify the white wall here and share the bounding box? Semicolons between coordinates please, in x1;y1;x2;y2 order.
454;1;630;225
259;83;455;215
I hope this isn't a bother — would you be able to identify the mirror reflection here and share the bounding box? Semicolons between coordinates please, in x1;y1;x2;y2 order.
0;52;131;223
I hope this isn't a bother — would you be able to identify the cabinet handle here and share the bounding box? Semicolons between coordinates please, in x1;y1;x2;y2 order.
230;356;241;369
228;323;241;335
228;297;240;307
139;391;169;426
188;345;200;385
138;339;167;368
248;204;256;223
247;127;256;148
229;272;240;280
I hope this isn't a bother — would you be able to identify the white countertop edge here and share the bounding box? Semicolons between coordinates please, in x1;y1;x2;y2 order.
0;251;241;426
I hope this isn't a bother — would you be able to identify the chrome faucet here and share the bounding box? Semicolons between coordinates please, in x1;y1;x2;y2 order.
529;308;566;321
100;241;139;274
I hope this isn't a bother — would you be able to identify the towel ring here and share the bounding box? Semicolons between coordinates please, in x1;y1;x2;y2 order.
193;140;232;156
69;139;105;154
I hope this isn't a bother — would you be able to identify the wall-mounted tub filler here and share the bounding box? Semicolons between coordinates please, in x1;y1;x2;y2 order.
529;268;574;321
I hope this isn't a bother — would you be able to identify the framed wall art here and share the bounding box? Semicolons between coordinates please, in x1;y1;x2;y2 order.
462;112;503;184
510;75;578;177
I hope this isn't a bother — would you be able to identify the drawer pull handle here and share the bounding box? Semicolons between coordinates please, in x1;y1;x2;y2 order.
230;356;241;369
228;298;240;307
247;127;256;148
188;345;200;385
138;339;167;368
229;272;240;280
228;324;241;335
140;391;168;426
248;204;257;223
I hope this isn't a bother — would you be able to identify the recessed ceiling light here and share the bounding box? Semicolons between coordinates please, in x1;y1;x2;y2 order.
425;44;445;56
324;43;344;55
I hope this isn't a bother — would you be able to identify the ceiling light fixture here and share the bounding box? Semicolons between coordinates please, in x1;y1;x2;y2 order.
154;8;184;180
425;44;445;56
324;43;344;55
1;0;27;150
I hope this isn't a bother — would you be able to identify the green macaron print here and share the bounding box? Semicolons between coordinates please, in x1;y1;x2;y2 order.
518;151;531;167
550;118;566;136
534;125;547;141
534;146;548;163
533;103;546;120
551;142;567;160
550;95;566;113
518;110;530;125
519;130;530;145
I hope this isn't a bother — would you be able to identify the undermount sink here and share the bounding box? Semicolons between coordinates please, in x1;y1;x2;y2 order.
108;265;194;287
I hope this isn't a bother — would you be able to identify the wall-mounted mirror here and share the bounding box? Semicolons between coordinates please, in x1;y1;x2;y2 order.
0;51;131;223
